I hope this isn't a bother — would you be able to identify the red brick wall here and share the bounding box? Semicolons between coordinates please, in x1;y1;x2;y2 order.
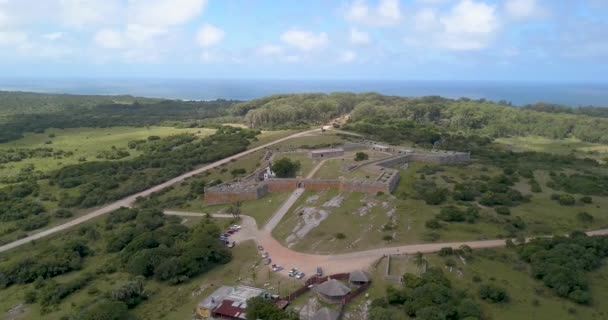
267;179;299;192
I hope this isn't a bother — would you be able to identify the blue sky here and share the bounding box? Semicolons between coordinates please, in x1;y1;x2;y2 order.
0;0;607;81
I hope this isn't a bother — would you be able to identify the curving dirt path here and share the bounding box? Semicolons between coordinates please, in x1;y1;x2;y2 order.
0;129;321;254
165;210;608;278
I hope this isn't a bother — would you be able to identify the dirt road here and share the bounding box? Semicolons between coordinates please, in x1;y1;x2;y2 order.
0;129;320;254
166;210;608;277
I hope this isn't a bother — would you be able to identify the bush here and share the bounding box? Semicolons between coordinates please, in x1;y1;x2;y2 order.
54;208;74;218
558;194;576;206
495;206;511;215
335;233;346;239
382;234;393;241
271;158;301;178
425;219;442;229
438;247;453;256
354;152;369;161
479;284;509;303
580;196;593;204
576;212;594;223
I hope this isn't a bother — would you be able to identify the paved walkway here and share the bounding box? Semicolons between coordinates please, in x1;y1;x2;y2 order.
0;129;321;253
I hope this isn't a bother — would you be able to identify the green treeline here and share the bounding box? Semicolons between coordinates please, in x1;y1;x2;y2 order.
0;99;237;142
233;93;608;143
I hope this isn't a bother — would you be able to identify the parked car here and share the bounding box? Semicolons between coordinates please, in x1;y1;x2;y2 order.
288;268;298;277
261;252;269;259
222;233;230;238
271;264;283;272
230;225;242;230
295;272;305;279
263;258;272;265
316;267;323;277
257;245;264;251
227;241;235;248
227;230;236;235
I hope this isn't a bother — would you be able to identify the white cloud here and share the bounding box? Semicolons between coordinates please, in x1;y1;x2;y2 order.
280;29;328;51
256;44;284;56
505;0;544;20
339;50;357;63
59;0;122;28
407;0;499;51
129;0;207;27
43;32;65;41
285;55;300;63
350;28;370;45
196;24;224;47
0;31;27;46
94;29;123;49
345;0;401;26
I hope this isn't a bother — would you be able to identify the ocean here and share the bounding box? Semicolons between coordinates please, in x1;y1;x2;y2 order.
1;79;607;107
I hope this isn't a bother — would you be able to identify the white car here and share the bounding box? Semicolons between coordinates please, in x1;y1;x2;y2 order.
230;225;242;231
271;265;284;272
261;252;269;259
288;269;297;277
295;272;305;279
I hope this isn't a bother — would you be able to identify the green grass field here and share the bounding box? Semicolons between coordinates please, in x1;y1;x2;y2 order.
0;126;215;177
496;136;608;163
362;248;608;320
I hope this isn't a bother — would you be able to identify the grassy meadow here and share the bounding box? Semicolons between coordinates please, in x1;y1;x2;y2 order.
0;126;215;177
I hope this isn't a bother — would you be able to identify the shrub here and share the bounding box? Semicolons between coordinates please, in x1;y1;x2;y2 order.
54;208;74;218
271;158;301;178
382;234;393;241
495;206;511;215
577;212;594;223
425;219;442;229
438;247;453;256
354;152;369;161
558;194;576;206
580;196;593;204
479;284;509;303
335;233;346;239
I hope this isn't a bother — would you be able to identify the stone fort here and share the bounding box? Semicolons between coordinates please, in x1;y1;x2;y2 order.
203;141;470;205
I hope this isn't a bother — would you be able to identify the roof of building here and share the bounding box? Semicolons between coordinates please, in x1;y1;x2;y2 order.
198;285;265;311
312;307;340;320
197;285;233;310
312;279;351;297
213;299;247;319
349;271;370;283
309;148;344;154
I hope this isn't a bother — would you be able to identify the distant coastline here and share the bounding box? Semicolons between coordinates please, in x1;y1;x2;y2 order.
1;78;607;107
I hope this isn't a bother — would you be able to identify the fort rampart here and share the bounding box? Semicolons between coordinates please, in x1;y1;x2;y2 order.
203;142;470;205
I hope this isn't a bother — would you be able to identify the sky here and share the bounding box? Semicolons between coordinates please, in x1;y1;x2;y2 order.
0;0;607;81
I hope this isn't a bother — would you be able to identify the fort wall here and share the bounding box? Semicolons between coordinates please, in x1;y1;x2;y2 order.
202;143;469;205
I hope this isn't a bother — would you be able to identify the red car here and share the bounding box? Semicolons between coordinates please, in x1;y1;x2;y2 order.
227;230;236;234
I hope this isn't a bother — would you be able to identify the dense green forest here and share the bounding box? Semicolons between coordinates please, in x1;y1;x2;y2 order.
0;91;159;116
0;94;238;142
234;93;608;144
0;207;232;318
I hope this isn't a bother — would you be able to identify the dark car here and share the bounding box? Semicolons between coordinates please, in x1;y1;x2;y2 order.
316;267;323;277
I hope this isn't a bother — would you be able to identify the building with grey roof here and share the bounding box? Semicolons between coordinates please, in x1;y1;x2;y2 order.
311;279;351;303
349;270;370;285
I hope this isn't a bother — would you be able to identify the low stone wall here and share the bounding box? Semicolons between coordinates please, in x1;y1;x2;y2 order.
204;184;268;205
